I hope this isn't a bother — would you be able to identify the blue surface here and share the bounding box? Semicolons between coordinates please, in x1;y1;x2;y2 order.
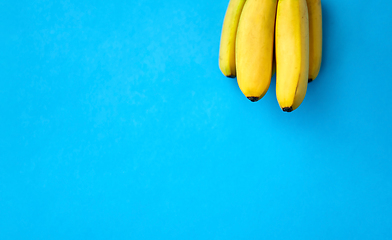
1;0;392;239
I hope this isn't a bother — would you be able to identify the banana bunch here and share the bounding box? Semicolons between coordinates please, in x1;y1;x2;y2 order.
219;0;322;112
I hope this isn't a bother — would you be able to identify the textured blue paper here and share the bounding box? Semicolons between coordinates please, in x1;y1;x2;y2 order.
1;0;392;239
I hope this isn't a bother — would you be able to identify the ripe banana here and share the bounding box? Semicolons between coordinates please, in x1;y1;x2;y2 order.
306;0;322;82
236;0;277;102
275;0;309;112
219;0;247;78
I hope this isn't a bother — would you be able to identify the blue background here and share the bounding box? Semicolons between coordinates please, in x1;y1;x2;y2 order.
1;0;392;239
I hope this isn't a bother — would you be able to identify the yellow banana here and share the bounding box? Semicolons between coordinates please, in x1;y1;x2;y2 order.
275;0;309;112
219;0;247;78
236;0;277;102
306;0;322;82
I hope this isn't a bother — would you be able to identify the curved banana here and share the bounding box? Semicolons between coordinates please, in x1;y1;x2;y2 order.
219;0;247;78
307;0;322;82
236;0;277;101
275;0;309;112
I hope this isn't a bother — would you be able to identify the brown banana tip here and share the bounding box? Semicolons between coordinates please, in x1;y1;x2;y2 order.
247;97;260;102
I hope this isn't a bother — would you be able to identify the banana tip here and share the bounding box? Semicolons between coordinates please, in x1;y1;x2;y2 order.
282;107;293;112
247;97;260;102
308;78;313;83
